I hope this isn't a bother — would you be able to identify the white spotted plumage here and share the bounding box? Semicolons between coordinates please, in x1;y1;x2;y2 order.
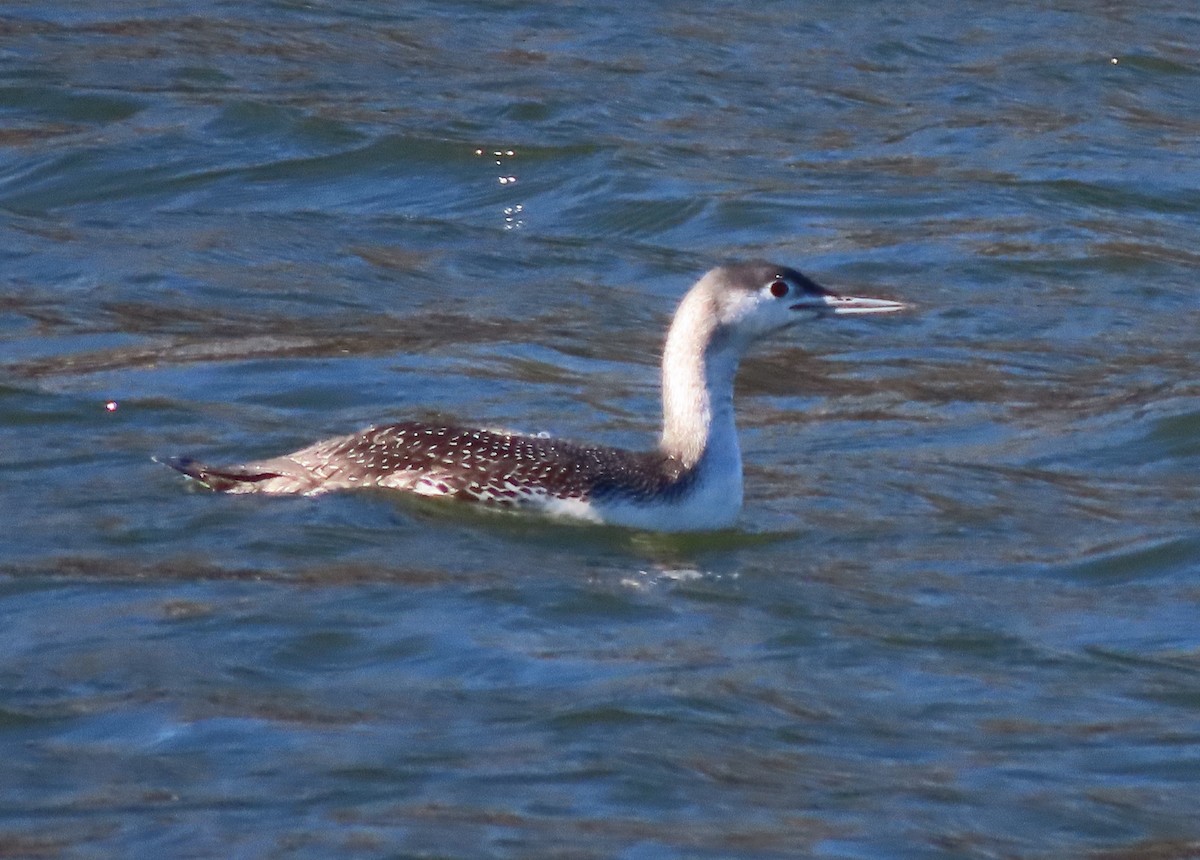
165;262;904;532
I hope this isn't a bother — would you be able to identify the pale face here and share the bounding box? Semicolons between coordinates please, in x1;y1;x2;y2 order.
712;263;906;340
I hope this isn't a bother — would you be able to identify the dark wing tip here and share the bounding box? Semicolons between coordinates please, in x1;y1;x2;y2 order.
154;455;281;492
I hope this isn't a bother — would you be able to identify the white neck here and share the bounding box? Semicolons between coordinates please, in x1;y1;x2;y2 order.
658;287;746;479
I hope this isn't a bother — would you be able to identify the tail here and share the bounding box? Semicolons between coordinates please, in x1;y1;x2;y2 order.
156;456;286;493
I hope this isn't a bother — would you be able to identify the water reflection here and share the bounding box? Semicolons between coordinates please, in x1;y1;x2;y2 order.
2;0;1199;856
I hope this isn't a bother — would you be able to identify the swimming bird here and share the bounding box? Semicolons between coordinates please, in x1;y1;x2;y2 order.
166;262;904;531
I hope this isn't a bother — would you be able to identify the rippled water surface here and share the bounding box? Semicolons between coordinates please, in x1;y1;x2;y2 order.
3;1;1200;857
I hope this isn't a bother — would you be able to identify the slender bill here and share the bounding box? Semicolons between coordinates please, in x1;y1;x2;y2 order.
790;293;907;315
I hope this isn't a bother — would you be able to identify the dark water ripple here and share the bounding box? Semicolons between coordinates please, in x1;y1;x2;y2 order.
2;1;1200;857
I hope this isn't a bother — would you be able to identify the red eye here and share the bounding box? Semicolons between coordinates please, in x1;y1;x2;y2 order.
769;280;789;298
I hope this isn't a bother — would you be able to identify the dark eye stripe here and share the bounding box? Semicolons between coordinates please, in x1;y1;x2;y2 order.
769;279;789;298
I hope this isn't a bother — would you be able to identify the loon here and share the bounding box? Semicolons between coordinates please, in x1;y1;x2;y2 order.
166;262;904;531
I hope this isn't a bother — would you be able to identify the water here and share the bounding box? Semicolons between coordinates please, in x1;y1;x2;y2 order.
2;1;1199;856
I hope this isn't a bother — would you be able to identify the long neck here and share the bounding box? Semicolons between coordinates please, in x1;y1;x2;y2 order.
659;290;744;471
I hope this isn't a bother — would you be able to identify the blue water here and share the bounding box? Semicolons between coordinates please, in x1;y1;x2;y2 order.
2;2;1200;857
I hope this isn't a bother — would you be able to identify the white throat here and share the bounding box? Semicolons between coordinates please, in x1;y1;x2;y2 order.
658;285;747;483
